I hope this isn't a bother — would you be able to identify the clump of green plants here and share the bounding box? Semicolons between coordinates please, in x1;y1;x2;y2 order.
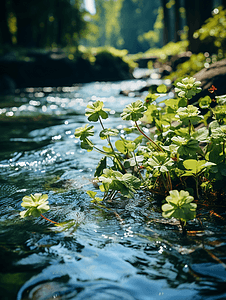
73;76;226;230
166;52;206;80
20;76;226;232
165;7;226;81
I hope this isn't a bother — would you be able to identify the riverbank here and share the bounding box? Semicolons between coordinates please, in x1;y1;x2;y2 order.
0;48;134;95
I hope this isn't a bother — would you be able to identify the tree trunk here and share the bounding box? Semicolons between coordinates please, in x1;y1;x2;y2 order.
0;0;12;45
162;0;170;45
222;0;226;9
11;0;36;47
185;0;213;53
174;0;180;42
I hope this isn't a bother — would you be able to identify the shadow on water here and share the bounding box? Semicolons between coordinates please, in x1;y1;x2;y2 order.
0;77;226;300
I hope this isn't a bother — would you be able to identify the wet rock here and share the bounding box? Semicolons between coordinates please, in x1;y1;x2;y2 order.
0;75;16;95
192;58;226;101
159;65;172;78
0;50;133;95
170;51;192;71
135;56;158;68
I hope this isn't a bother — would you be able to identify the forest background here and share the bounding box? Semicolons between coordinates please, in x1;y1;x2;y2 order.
0;0;225;54
1;0;226;90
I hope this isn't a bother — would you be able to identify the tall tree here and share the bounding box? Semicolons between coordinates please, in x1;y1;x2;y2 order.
185;0;213;53
161;0;170;45
174;0;180;42
0;0;86;49
0;0;12;45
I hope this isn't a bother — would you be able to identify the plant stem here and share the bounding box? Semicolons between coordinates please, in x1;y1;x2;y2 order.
188;119;192;136
195;177;200;199
134;121;164;152
98;117;126;173
223;140;225;163
166;171;173;191
40;214;59;224
133;151;144;182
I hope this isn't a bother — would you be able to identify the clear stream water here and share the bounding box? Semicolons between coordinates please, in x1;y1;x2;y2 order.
0;74;226;300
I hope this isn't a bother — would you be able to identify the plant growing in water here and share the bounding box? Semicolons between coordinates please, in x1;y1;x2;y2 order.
162;190;197;230
73;76;226;230
20;193;57;224
20;76;226;233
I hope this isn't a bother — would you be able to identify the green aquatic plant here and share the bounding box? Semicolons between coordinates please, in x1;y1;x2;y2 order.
162;190;197;229
73;75;226;230
182;159;215;198
20;193;50;218
20;194;81;230
20;193;58;225
19;75;226;233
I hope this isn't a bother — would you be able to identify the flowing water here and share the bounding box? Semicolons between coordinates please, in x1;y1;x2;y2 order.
0;74;226;300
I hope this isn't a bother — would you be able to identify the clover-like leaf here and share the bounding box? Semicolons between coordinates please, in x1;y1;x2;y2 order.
99;128;119;140
20;193;50;218
176;105;203;125
86;190;103;203
210;125;226;141
74;124;94;140
94;156;107;177
198;96;212;109
98;168;140;198
115;138;137;154
145;152;174;173
121;100;146;121
81;138;94;151
216;95;226;105
162;190;197;222
145;93;159;105
157;84;167;93
175;77;201;99
85;101;110;122
182;159;215;176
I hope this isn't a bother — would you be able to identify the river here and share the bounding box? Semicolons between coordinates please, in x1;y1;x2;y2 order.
0;73;226;299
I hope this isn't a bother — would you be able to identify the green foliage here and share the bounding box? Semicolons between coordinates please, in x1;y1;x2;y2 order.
162;190;197;224
166;51;225;81
166;7;226;80
86;191;103;203
174;77;202;100
20;193;50;218
182;159;215;177
72;75;226;230
100;128;119;140
121;100;147;121
99;169;141;198
74;124;94;140
194;6;226;55
199;96;212;109
145;40;189;60
145;152;174;173
19;76;226;233
85;100;111;122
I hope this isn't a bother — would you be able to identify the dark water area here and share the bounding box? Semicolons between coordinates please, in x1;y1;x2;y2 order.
0;72;226;300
